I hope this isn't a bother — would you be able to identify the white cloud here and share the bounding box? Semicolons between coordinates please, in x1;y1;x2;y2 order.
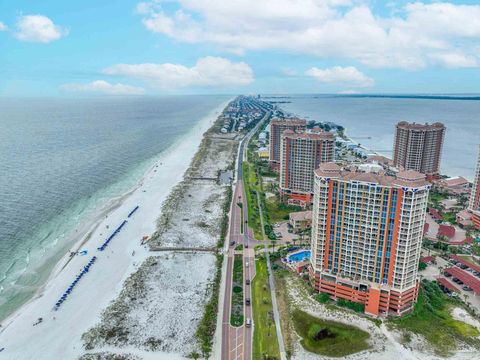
337;89;360;94
15;15;67;43
136;1;480;69
429;52;478;69
103;56;254;88
61;80;145;95
0;21;7;31
306;66;374;88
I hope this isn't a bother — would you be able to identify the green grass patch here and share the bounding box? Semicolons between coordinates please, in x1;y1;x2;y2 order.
252;259;280;360
337;299;365;313
242;162;263;239
442;212;457;224
389;280;480;357
230;255;244;327
292;309;370;357
265;198;303;223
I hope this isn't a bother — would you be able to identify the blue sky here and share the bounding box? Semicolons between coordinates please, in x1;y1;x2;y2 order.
1;0;480;96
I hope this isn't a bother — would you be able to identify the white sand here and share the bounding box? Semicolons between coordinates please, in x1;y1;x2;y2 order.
0;100;231;360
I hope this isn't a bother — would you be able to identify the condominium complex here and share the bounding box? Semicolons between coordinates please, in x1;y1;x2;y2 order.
468;145;480;229
393;121;445;176
279;130;335;206
310;163;430;316
269;118;307;170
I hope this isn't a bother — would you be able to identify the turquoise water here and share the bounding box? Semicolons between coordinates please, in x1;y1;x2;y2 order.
279;95;480;180
288;250;311;262
0;95;229;320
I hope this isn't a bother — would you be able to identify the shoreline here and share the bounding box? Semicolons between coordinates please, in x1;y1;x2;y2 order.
0;98;233;359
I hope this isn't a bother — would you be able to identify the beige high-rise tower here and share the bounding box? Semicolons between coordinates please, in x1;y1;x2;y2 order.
269;118;307;170
310;163;430;316
393;121;445;176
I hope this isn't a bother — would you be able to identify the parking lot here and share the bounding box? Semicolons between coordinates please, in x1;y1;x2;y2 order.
420;251;480;312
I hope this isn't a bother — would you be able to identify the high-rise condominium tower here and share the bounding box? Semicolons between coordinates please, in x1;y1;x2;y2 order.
469;145;480;229
393;121;445;176
310;163;430;316
269;118;307;170
279;130;335;206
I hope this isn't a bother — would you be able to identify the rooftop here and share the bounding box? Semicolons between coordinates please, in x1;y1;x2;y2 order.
289;210;312;222
271;117;307;126
281;129;335;140
315;162;430;188
396;121;445;130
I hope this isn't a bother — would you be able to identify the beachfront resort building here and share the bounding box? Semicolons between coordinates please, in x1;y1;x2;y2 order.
279;130;335;206
393;121;445;177
468;145;480;229
269;118;307;171
310;163;430;316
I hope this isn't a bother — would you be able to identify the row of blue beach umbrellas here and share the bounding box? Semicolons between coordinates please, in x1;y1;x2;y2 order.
128;205;139;218
52;206;139;311
53;256;97;310
97;219;128;252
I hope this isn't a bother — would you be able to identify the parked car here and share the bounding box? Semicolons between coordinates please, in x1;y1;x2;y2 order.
230;240;235;246
246;318;252;327
463;286;473;291
444;272;452;277
246;279;250;285
245;298;251;306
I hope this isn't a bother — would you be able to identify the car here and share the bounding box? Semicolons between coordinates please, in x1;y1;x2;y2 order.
245;243;248;248
245;318;252;327
245;298;251;306
246;261;249;267
246;279;250;285
230;240;235;246
444;272;452;277
463;286;473;291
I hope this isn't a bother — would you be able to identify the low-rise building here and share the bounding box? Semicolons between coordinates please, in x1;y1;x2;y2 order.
289;211;312;233
457;209;473;227
435;176;471;195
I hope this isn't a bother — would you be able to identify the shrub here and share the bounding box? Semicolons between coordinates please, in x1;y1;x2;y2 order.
315;292;331;304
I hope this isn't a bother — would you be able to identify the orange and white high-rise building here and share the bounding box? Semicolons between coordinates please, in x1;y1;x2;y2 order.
279;130;335;206
393;121;445;177
310;163;430;316
269;118;307;171
468;145;480;229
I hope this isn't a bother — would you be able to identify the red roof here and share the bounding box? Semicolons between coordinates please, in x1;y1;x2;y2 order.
420;256;435;263
436;277;460;293
444;267;480;295
423;223;429;234
429;208;442;220
449;255;480;272
438;224;455;239
449;237;474;246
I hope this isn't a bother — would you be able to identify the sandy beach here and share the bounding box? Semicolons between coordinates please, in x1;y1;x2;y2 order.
0;99;232;360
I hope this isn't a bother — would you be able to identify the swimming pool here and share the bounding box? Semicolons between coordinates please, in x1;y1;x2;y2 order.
287;250;311;262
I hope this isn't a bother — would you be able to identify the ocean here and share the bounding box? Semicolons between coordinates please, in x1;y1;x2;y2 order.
277;95;480;180
0;95;229;320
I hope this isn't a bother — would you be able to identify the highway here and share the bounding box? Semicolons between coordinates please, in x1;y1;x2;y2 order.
221;105;271;360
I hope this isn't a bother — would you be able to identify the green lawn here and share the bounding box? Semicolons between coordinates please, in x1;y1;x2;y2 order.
292;309;370;357
389;280;480;356
252;259;281;359
242;162;263;239
442;212;457;224
265;198;303;223
230;255;244;326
